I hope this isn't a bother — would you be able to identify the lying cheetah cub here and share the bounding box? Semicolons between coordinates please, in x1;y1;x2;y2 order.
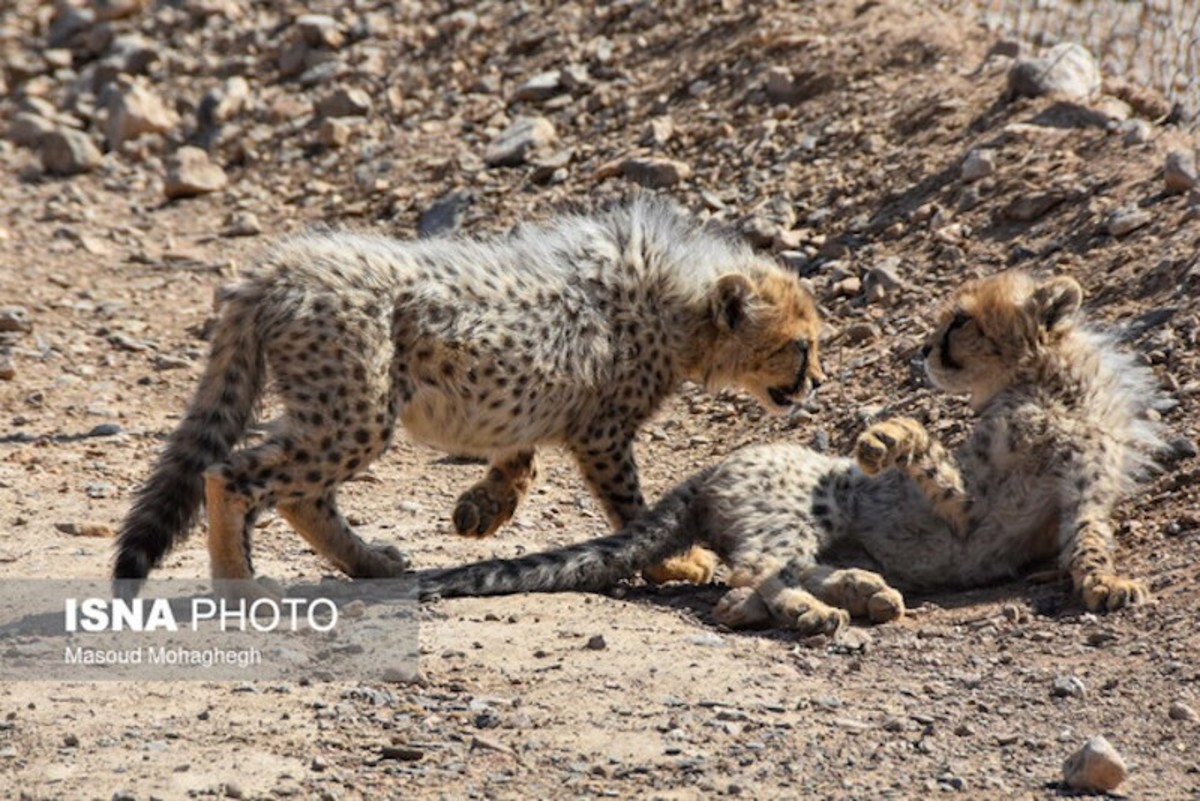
114;198;825;593
419;272;1164;631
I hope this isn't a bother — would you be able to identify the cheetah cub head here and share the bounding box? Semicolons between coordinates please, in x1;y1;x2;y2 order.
705;267;826;412
923;271;1083;408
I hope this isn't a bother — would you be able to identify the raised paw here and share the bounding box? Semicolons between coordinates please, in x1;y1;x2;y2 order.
643;547;719;585
350;542;411;578
854;417;930;476
792;603;850;637
453;482;520;538
1081;572;1150;612
713;587;772;629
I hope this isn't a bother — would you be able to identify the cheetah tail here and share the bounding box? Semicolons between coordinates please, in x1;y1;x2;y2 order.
113;287;267;594
416;473;711;600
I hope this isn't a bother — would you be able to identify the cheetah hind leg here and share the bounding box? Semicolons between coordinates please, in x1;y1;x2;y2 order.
801;566;905;624
757;569;849;636
453;450;538;537
643;546;719;585
278;494;409;578
204;470;283;603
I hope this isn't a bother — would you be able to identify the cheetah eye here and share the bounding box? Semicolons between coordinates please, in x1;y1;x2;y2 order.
948;311;970;331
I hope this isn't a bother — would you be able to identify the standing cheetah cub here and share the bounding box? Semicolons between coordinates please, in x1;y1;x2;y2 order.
419;272;1164;631
114;199;825;593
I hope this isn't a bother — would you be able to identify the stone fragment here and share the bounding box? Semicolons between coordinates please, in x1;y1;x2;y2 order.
1106;205;1151;237
107;82;177;150
295;14;344;49
961;148;995;182
484;116;555;167
1164;149;1198;194
164;146;227;199
8;113;56;147
1009;43;1101;100
618;157;691;188
1168;700;1198;722
41;129;102;175
514;71;563;102
0;307;31;333
316;88;371;118
1062;736;1127;792
419;191;473;238
93;0;147;22
318;118;351;148
639;116;674;147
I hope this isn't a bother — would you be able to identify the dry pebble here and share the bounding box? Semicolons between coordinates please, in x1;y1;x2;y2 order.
485;116;556;167
165;147;227;199
1008;43;1101;100
1062;736;1127;792
41;130;102;175
1164;149;1198;194
1106;206;1152;237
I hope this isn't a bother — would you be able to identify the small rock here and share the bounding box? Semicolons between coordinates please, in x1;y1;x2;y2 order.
833;276;862;297
1005;191;1066;222
87;422;123;437
1120;119;1153;146
1062;736;1128;792
639;115;674;147
107;82;177;150
615;157;691;189
93;0;146;22
961;149;995;182
41;130;102;176
223;211;262;238
1051;674;1087;698
585;634;606;651
380;744;423;761
55;522;116;538
316;88;372;118
0;307;32;333
560;64;591;93
1009;43;1101;100
1106;206;1151;237
8;113;57;148
318;118;351;148
222;782;244;800
99;34;159;81
111;791;137;801
165;146;228;199
863;257;904;303
843;322;880;346
0;356;13;381
341;600;366;619
740;216;780;248
1164;149;1198;194
764;66;834;104
295;14;344;49
514;70;563;102
484;116;556;167
197;77;250;128
419;190;473;238
1168;700;1198;722
63;733;80;747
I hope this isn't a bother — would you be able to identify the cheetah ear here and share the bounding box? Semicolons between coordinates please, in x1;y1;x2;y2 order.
711;273;755;332
1030;276;1082;332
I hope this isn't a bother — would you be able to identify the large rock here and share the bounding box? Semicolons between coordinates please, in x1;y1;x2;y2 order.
484;116;556;167
107;82;177;149
164;146;227;199
41;130;102;175
1009;43;1101;100
1062;736;1127;792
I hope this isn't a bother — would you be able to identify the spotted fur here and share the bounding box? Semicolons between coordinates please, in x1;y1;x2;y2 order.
113;198;824;594
419;272;1164;631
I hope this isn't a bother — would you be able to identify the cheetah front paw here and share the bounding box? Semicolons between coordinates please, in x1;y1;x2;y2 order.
643;547;719;585
854;417;931;476
452;482;520;538
212;576;284;605
713;587;771;629
1081;572;1150;612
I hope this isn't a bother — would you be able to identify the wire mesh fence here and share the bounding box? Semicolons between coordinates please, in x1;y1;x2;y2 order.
953;0;1200;126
